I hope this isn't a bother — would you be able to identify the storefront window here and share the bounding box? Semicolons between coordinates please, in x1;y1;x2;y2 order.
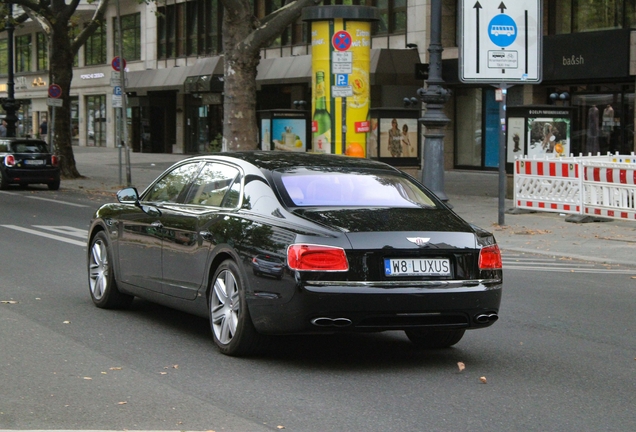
159;0;222;59
36;33;48;71
71;97;79;146
15;35;32;73
371;0;406;35
85;21;106;66
552;0;636;34
86;95;107;147
570;88;634;155
114;13;141;61
455;88;483;167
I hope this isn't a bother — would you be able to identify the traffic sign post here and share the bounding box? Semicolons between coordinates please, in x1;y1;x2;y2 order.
459;0;542;83
459;0;543;225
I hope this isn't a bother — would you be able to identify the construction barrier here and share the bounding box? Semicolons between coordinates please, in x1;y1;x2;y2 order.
581;160;636;221
514;153;636;222
514;156;582;215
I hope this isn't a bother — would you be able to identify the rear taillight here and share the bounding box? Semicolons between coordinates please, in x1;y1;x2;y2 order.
479;244;502;270
4;154;15;167
287;244;349;271
51;155;59;167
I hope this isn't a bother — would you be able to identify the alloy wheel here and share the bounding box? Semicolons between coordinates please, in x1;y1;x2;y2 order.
210;269;240;345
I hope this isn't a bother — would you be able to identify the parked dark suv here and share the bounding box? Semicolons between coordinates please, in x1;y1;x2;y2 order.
0;138;60;190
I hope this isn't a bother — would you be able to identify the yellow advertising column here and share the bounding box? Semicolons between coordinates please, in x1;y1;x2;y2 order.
303;6;379;156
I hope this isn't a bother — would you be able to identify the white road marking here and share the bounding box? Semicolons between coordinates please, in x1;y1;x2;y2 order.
33;225;88;239
0;190;88;207
0;225;86;247
24;195;88;207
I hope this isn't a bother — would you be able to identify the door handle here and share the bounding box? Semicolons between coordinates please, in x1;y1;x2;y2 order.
199;230;214;241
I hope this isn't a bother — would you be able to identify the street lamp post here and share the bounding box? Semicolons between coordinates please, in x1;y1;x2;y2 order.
1;3;20;137
418;0;450;201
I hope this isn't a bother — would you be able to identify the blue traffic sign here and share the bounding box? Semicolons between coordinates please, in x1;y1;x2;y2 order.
113;86;122;96
335;74;348;86
488;14;517;47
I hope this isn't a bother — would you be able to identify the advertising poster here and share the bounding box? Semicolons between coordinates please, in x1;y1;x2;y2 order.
527;117;570;157
271;118;306;152
342;20;371;157
260;119;271;150
366;117;378;157
507;117;525;163
379;118;418;158
310;18;372;156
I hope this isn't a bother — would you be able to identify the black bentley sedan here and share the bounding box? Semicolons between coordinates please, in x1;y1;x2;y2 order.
0;138;60;190
87;152;502;356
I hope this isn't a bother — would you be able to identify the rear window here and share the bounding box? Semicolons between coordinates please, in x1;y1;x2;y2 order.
280;170;437;208
8;141;49;153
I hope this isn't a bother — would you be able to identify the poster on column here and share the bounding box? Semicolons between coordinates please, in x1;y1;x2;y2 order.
342;20;371;157
506;117;525;162
527;117;570;157
379;118;418;158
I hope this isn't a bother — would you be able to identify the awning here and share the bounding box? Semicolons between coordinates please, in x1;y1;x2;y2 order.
184;56;225;93
256;55;313;86
126;56;224;95
255;49;422;86
370;49;422;86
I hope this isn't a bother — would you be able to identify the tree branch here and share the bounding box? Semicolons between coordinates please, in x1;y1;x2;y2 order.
71;0;110;53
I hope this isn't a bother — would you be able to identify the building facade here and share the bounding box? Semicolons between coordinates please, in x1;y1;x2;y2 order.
1;0;636;171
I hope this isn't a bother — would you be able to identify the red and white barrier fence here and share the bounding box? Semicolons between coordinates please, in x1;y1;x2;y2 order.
514;157;582;215
514;153;636;222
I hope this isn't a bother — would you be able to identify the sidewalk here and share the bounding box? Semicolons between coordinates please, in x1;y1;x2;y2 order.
66;146;636;267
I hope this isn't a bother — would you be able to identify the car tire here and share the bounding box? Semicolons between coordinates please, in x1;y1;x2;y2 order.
88;231;134;309
0;174;8;190
48;179;60;191
210;259;266;356
405;328;465;349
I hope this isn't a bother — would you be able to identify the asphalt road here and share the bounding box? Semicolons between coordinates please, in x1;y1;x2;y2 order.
1;187;635;431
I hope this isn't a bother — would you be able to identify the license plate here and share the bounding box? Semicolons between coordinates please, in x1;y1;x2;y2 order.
384;258;451;276
24;160;45;166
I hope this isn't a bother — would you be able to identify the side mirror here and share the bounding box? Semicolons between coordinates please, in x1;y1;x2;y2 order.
117;187;139;204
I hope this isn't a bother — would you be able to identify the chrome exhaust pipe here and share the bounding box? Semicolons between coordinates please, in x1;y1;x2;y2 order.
311;317;353;327
475;313;499;324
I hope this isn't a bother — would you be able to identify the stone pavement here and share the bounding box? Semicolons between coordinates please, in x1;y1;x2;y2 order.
64;146;636;267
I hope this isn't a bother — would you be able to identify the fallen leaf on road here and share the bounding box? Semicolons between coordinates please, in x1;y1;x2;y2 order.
1;300;18;304
109;367;122;371
277;426;285;430
83;377;92;380
457;362;465;372
63;320;71;324
160;372;168;375
118;401;127;405
479;376;487;384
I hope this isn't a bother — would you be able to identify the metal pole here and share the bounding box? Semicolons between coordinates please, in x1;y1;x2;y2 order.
116;0;132;186
1;4;20;137
418;0;451;202
497;85;509;226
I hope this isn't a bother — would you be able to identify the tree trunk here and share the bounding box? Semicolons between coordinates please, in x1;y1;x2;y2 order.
222;9;260;152
50;21;81;178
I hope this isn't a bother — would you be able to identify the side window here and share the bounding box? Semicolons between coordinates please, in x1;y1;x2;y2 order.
144;162;201;203
185;162;240;207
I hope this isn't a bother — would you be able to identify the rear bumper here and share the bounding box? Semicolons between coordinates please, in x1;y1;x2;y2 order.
3;167;60;184
248;279;503;335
